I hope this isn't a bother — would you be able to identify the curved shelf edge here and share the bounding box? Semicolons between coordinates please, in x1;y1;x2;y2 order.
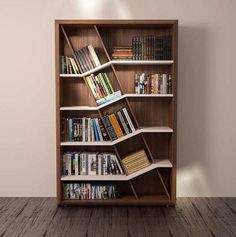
60;60;174;78
61;159;173;181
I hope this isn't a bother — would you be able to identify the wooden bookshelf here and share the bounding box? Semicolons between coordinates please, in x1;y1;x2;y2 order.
55;20;178;206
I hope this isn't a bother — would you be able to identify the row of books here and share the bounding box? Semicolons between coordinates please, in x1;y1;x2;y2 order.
62;152;124;176
103;108;135;141
61;56;79;74
135;73;172;94
61;117;108;142
75;45;101;73
112;46;133;60
132;35;172;60
122;149;150;175
86;73;122;105
64;183;118;200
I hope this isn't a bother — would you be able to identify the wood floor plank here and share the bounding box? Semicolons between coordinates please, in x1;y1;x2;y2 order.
127;207;147;237
190;198;234;237
177;198;213;237
139;207;170;237
162;199;191;237
106;207;128;237
206;198;236;235
0;198;235;237
0;198;29;236
1;198;44;237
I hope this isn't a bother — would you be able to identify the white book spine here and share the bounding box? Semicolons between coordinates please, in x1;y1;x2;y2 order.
82;118;86;142
88;45;101;66
113;154;124;174
90;119;94;142
67;153;71;176
122;108;135;132
117;111;130;134
75;153;79;176
87;118;91;142
162;74;168;94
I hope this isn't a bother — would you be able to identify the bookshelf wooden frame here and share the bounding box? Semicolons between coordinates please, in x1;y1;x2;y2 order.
55;20;178;206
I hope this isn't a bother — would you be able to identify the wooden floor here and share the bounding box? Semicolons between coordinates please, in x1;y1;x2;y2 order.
0;198;235;237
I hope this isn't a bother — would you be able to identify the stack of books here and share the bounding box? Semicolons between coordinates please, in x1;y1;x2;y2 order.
103;108;136;141
62;152;124;176
134;73;172;94
122;150;150;175
112;46;133;60
75;45;101;72
64;183;118;200
61;56;79;74
132;35;172;60
85;73;122;105
61;117;109;142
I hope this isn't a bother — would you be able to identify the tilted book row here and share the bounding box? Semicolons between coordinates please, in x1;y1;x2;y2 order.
61;117;108;142
61;56;79;74
103;107;135;141
61;108;135;142
135;73;172;94
75;45;101;73
62;152;124;176
132;35;172;60
64;183;118;200
85;73;121;105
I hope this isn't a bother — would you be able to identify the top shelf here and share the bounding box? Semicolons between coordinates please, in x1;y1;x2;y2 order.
60;60;174;78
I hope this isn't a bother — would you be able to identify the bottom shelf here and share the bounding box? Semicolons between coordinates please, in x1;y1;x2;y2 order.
59;195;174;206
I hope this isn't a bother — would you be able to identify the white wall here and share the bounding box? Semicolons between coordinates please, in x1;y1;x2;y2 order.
0;0;235;197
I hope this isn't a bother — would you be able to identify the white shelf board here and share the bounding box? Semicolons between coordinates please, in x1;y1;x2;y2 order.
126;94;173;97
60;95;126;111
60;60;174;78
60;94;172;111
60;159;172;181
60;127;172;146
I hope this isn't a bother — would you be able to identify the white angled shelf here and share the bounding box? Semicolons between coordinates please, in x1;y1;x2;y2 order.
60;95;126;111
61;159;172;181
60;94;173;111
60;60;174;78
60;127;173;146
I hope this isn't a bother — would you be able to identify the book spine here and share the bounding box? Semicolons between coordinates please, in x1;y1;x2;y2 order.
102;72;114;94
87;45;101;66
108;114;123;138
103;116;117;140
95;118;103;141
97;73;110;96
122;108;135;132
117;111;130;134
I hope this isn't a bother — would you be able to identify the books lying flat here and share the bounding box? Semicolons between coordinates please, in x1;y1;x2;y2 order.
96;90;122;105
121;149;150;175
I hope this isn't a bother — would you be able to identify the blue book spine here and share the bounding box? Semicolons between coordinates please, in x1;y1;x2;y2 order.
92;119;99;141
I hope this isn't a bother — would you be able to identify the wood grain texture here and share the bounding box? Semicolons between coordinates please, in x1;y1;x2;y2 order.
0;198;235;237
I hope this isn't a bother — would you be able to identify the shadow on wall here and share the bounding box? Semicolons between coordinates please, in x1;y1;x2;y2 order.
177;25;210;196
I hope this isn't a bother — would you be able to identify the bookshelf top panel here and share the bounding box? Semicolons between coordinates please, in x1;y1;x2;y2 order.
55;20;178;28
